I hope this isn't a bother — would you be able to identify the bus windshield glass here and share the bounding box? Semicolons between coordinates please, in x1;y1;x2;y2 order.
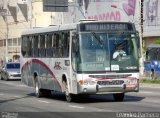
76;32;139;72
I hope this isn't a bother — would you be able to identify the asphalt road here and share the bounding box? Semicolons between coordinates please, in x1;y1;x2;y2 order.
0;80;160;118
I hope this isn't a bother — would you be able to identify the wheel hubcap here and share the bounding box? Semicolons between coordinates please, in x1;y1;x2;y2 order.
35;82;39;95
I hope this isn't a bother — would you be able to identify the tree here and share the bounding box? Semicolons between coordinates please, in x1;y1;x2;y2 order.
155;38;160;44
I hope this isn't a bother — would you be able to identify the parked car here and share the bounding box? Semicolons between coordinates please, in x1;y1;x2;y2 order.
0;62;21;80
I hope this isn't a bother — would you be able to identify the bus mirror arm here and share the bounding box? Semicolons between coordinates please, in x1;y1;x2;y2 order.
138;48;141;58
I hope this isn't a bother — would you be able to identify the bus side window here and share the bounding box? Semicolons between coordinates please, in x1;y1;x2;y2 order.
39;34;46;57
62;32;69;57
28;36;32;57
21;36;32;57
21;36;27;57
54;33;61;58
46;34;53;57
33;35;39;57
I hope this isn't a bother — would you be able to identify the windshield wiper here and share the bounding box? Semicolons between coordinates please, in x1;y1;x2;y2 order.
91;32;104;47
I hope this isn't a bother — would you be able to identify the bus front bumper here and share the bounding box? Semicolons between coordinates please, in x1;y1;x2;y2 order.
77;83;139;94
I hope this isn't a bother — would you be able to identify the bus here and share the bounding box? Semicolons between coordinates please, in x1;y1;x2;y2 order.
21;21;140;102
144;44;160;79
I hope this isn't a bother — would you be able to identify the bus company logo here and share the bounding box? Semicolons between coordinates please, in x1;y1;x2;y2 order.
54;62;62;70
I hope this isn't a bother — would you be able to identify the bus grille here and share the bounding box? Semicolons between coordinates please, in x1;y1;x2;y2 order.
97;80;124;85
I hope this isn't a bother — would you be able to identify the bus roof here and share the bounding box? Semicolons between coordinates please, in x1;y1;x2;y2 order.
21;21;134;35
21;23;77;35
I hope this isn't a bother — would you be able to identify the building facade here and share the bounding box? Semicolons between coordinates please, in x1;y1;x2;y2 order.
143;0;160;47
0;0;54;65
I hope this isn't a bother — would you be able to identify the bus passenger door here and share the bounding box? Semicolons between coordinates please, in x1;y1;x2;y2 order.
70;31;78;94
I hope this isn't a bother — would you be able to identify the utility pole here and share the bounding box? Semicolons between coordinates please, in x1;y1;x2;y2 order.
5;12;8;62
140;0;144;59
139;0;144;76
140;0;144;55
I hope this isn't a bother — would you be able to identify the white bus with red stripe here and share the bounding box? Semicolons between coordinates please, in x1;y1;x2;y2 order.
21;21;140;102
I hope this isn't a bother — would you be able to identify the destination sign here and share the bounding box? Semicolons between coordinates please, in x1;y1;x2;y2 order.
79;23;134;32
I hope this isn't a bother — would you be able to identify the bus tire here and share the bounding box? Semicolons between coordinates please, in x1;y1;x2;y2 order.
62;81;74;102
43;89;52;98
5;76;8;81
0;74;3;80
35;79;43;98
113;93;124;102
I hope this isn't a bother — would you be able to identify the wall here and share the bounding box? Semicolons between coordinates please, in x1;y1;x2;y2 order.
143;0;160;37
0;0;55;62
55;0;140;26
31;0;55;27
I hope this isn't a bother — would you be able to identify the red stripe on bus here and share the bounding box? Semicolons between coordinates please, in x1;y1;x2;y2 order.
21;59;61;90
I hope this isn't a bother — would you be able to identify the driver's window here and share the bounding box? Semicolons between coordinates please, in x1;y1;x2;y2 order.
71;33;78;71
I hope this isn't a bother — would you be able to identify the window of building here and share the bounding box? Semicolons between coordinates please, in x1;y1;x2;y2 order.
13;38;17;46
8;39;12;46
0;40;3;47
18;38;21;46
4;39;6;46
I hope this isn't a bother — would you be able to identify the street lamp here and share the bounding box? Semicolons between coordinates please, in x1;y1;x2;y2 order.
110;4;128;21
111;5;118;9
111;4;124;12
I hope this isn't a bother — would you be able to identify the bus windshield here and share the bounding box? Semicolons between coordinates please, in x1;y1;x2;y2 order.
75;32;139;72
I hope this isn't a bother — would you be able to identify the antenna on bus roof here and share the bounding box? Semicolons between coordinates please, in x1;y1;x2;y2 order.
79;19;97;22
49;25;57;26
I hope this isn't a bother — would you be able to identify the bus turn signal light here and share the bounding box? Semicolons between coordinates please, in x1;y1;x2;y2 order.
79;80;84;85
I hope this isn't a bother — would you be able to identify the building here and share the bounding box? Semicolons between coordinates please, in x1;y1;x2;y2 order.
0;0;30;63
0;0;55;64
143;0;160;48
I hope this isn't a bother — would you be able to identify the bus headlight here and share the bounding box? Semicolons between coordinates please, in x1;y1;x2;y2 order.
78;80;96;85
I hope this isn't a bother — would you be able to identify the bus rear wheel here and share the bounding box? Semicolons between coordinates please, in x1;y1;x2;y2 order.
35;80;43;98
35;76;52;98
113;93;124;102
62;81;74;102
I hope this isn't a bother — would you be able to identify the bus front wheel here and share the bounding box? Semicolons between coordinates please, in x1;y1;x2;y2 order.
62;81;74;102
113;93;124;102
